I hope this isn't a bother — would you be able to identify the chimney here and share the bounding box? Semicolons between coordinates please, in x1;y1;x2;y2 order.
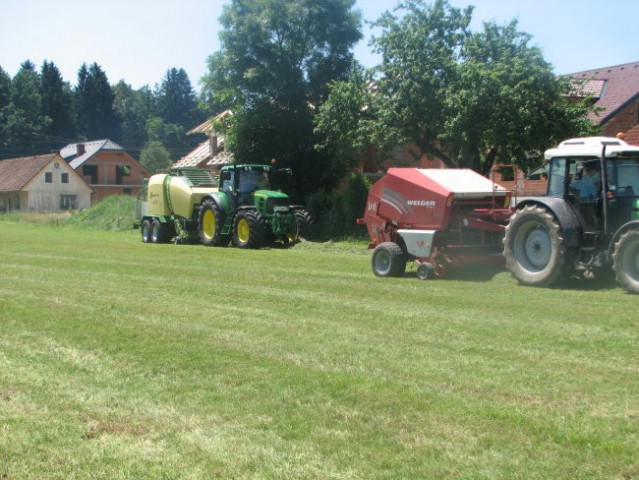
76;143;86;156
209;135;218;157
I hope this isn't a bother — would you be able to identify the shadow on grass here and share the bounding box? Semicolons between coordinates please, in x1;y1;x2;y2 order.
404;260;622;292
404;260;506;283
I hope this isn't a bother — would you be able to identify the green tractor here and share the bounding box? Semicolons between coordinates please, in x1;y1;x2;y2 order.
135;164;312;248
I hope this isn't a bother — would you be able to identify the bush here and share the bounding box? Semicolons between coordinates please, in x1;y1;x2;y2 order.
64;195;136;231
306;173;371;240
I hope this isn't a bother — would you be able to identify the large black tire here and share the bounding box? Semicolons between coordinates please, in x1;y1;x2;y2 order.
612;229;639;294
503;205;573;287
151;219;171;244
372;242;406;277
198;199;229;247
141;219;152;243
294;209;314;241
233;210;265;249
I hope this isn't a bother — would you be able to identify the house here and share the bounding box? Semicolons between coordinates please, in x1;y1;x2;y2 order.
0;153;92;212
172;110;233;171
569;61;639;144
60;139;151;203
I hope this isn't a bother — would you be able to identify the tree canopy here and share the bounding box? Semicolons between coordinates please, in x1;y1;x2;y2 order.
201;0;363;193
0;60;203;167
316;0;598;174
75;63;120;141
0;0;601;182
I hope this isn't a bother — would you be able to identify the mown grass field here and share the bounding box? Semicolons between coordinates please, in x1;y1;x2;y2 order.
1;218;638;479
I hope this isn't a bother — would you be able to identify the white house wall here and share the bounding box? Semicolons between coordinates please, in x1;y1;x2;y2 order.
23;159;92;211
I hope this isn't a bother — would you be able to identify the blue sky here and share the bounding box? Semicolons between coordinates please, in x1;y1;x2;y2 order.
0;0;637;90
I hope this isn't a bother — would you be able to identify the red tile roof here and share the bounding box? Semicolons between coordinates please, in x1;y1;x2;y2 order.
0;154;58;192
623;124;639;147
569;61;639;123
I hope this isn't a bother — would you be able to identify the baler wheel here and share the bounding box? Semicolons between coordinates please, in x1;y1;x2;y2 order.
372;242;406;277
503;205;572;287
151;219;170;243
233;211;265;249
416;262;434;281
141;219;152;243
612;229;639;294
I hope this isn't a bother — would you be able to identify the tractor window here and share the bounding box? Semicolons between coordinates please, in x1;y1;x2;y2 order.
526;162;549;180
238;169;269;193
568;159;602;202
221;170;234;193
547;158;567;197
613;159;639;196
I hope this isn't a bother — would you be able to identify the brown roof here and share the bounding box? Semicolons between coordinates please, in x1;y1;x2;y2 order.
0;154;58;192
623;125;639;147
186;110;232;136
569;61;639;123
172;138;233;169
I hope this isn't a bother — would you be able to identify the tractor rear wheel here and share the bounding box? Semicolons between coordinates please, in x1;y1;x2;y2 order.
294;209;314;240
503;205;573;287
372;242;406;277
233;210;265;249
141;219;152;243
612;229;639;293
199;199;229;247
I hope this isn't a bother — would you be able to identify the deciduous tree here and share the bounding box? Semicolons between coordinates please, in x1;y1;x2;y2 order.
201;0;362;193
113;81;153;159
317;0;598;174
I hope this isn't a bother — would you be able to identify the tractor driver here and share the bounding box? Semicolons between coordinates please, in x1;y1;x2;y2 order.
569;160;601;226
570;160;600;202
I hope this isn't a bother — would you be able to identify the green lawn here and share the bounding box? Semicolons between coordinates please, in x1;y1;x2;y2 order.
1;222;637;479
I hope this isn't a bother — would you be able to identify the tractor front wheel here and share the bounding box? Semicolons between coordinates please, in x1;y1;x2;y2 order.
233;211;265;249
503;205;573;287
199;199;229;247
612;229;639;293
372;242;406;277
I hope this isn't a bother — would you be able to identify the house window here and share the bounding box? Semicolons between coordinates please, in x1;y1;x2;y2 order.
61;172;69;184
116;165;131;185
45;172;53;183
83;165;98;184
15;195;20;210
60;195;76;210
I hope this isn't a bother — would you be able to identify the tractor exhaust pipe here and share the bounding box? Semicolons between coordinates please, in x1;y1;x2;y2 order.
600;145;609;236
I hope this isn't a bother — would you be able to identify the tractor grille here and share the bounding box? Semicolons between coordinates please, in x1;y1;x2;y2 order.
265;197;291;214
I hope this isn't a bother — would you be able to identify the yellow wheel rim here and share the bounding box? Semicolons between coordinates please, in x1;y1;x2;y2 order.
202;210;215;239
237;218;250;243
